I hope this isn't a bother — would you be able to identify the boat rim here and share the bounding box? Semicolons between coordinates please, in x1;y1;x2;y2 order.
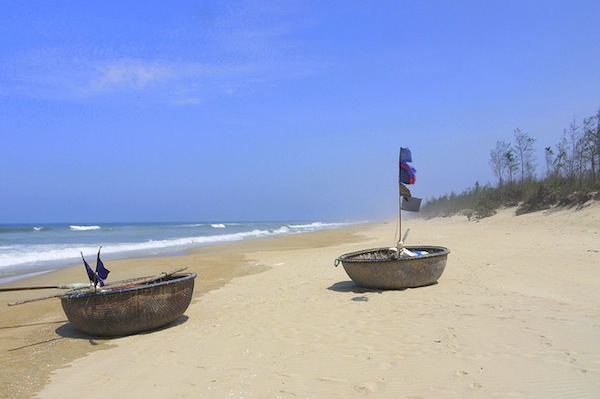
63;272;197;299
337;246;450;263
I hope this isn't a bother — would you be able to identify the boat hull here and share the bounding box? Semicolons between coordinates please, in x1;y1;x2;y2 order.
336;246;449;289
61;273;196;336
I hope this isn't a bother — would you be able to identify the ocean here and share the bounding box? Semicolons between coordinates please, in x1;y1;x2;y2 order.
0;221;349;284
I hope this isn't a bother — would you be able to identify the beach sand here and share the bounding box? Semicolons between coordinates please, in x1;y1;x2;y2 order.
1;205;599;398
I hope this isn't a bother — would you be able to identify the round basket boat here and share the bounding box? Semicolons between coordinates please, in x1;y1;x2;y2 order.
60;272;196;336
336;246;449;289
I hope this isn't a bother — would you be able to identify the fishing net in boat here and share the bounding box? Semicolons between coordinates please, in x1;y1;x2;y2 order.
349;249;398;261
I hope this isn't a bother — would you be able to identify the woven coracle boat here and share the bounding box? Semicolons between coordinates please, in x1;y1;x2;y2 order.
335;246;449;289
60;272;196;336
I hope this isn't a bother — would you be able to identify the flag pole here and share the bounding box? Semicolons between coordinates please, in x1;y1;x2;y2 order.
397;147;403;250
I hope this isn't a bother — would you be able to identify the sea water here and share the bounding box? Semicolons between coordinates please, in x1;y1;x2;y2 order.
0;221;348;284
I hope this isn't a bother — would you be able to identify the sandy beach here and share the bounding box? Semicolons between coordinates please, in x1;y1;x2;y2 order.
1;204;599;398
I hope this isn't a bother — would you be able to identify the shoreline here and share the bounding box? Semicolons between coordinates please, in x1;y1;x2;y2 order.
0;223;373;399
3;206;600;398
0;221;353;285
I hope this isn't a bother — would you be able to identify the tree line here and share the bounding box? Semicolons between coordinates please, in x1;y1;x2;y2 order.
422;107;600;219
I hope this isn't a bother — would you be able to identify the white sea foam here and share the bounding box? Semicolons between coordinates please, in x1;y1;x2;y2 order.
271;226;291;234
288;222;350;230
69;225;101;231
0;221;353;280
0;226;305;270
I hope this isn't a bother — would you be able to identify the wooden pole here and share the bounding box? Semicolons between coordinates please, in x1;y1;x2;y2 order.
398;147;403;249
7;267;188;306
0;283;88;292
7;286;93;306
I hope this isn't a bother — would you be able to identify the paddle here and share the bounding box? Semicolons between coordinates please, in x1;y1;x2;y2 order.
102;267;188;291
7;267;189;306
401;228;410;246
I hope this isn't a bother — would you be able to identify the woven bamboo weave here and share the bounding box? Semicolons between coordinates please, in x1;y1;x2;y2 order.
336;246;449;289
61;273;196;336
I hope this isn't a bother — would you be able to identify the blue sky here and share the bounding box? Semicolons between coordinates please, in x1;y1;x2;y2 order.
1;1;599;223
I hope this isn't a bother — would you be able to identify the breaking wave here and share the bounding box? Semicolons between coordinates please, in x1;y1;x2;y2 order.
69;225;101;231
0;221;354;283
0;222;351;271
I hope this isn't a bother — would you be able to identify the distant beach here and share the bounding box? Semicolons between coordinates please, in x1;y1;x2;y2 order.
1;205;599;398
0;221;349;284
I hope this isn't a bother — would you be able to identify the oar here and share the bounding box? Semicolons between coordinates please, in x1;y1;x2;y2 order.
0;283;89;293
7;267;189;306
401;228;410;245
102;267;188;291
6;286;94;306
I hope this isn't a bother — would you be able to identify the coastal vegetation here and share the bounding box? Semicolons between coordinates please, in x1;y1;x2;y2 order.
422;108;600;219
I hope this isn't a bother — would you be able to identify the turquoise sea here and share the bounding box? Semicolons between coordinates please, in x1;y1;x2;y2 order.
0;221;349;284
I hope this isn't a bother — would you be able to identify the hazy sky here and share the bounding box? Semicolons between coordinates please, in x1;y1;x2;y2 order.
2;1;599;223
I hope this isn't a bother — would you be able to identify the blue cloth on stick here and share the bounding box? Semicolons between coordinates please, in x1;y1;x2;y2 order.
400;147;412;163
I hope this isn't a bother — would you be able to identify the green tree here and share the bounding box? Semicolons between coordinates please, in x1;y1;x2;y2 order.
553;135;568;178
505;148;518;184
566;117;582;179
582;110;600;184
513;128;536;182
544;146;554;178
425;104;600;220
489;141;511;186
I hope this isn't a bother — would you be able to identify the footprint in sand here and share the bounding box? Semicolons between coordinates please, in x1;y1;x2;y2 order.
353;381;385;394
354;386;371;394
565;352;578;363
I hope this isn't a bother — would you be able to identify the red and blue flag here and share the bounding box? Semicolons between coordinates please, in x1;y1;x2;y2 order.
399;147;416;184
399;163;416;185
